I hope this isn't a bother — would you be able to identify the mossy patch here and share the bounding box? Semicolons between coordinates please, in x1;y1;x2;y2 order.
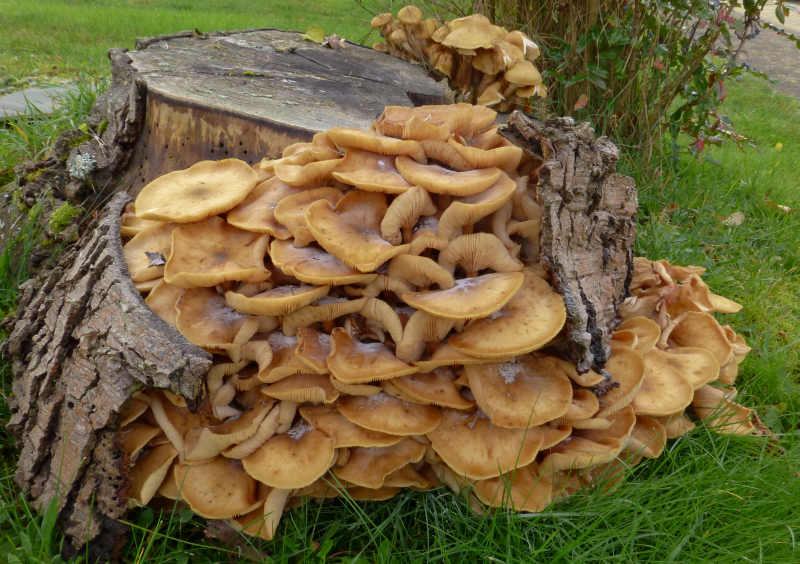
48;201;80;233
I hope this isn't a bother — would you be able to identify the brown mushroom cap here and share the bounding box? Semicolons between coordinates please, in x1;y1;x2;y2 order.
419;138;472;171
227;177;306;237
652;411;696;439
165;216;270;288
331;149;413;194
471;463;553;513
175;287;258;357
299;404;403;448
395;155;502;196
692;385;755;435
437;174;517;240
123;223;178;283
120;421;162;458
397;5;424;26
504;60;543;86
448;272;566;359
135;159;258;222
464;355;573;428
667;312;734;365
326;127;427;164
402;272;524;321
652;346;720;390
540;424;573;449
412;340;515;373
388;367;475;409
438;233;523;276
504;31;540;61
594;346;646;417
269;239;378;286
428;408;543;480
273;187;343;247
274;158;343;187
144;280;184;328
380;186;437;245
627;415;667;459
359;297;405;343
615;317;661;354
371;13;394;29
242;422;336;488
407;216;450;256
184;401;274;461
225;284;329;316
446;138;523;175
395;311;455;363
664;274;743;316
628;349;695;416
262;373;338;404
332;437;426;488
173;457;263;519
337;392;441;436
128;443;180;505
442;15;505;50
327;327;419;383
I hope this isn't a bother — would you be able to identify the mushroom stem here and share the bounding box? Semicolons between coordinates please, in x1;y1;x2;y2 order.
276;401;298;433
438;194;451;209
381;290;397;308
322;319;335;334
402;225;414;243
466;270;479;278
462;224;474;236
263;488;291;540
219;280;237;293
455;53;474;95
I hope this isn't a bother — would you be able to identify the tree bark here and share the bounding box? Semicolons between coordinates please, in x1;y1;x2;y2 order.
500;111;637;373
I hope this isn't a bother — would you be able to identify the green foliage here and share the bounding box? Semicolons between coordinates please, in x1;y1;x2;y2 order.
47;202;81;234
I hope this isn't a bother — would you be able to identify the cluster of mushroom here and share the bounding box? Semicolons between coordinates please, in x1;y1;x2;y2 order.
118;102;753;540
371;7;545;111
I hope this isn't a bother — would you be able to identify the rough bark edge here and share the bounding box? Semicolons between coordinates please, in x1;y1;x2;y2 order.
2;193;212;562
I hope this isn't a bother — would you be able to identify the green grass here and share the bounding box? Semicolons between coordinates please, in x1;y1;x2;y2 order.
1;5;800;560
0;0;377;83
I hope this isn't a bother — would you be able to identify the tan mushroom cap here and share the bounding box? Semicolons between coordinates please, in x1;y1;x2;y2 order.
397;5;423;26
437;174;517;240
128;443;179;505
262;373;339;404
371;13;394;29
594;346;646;417
120;202;161;236
332;437;426;488
375;105;470;139
664;274;743;317
667;312;734;365
373;42;390;53
327;327;419;384
284;298;367;337
389;254;455;290
399;115;452;142
380;186;437;245
395;155;502;196
476;81;505;107
692;385;754;435
185;401;273;461
629;349;694;416
345;274;413;299
165;217;270;288
123;223;178;283
273;187;343;247
326;127;427;164
540;424;573;450
135;159;258;222
359;297;405;343
269;240;378;286
652;411;696;439
176;287;258;356
615;317;661;354
144;280;183;328
329;377;382;397
442;15;505;50
388;367;475;409
173;457;263;519
504;31;541;61
242;422;336;488
274;157;343;187
413;340;514;373
395;311;455;363
250;331;305;383
420;139;472;171
407;216;450;256
221;406;282;459
516;84;547;98
305;191;410;273
331;149;413;194
627;415;667;459
402;272;524;321
562;388;601;420
229;486;289;541
121;395;151;427
337;392;441;436
225;284;329;316
438;233;523;276
120;421;162;458
428;409;544;480
471;463;553;513
449;272;566;359
654;346;720;389
227;177;306;237
383;463;432;490
504;60;543;86
299;404;403;448
465;355;573;428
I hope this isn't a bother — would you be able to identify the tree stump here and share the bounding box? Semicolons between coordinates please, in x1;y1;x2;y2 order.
2;30;636;562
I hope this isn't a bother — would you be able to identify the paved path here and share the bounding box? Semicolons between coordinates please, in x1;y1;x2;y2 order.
0;85;73;121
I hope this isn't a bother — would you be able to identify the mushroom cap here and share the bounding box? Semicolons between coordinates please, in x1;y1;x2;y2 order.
438;232;523;276
227;177;306;237
397;5;424;26
504;31;540;61
252;332;305;383
594;346;646;417
399;115;452;142
332;437;426;488
412;340;514;373
471;463;553;513
419;139;472;171
627;415;667;459
165;216;270;288
476;81;504;107
402;272;524;321
175;287;258;353
407;216;450;256
380;186;437;246
299;404;403;448
128;443;179;505
472;49;505;76
135;159;258;222
329;377;383;397
326;127;427;164
371;13;394;29
442;16;505;50
123;223;178;283
395;311;455;363
437;173;517;240
269;240;378;286
692;385;754;435
540;424;573;449
628;349;694;416
664;274;743;316
273;187;344;246
292;327;333;372
389;367;475;409
262;373;339;404
327;327;419;383
331;149;413;194
373;42;390;53
667;312;734;365
184;401;273;461
448;272;566;359
504;60;543;86
274;158;343;187
283;298;367;337
242;422;336;488
337;392;442;435
395;155;502;196
428;409;543;480
120;421;162;458
120;396;151;427
652;411;696;439
446;138;523;175
225;284;329;316
359;297;405;343
431;24;451;43
173;457;263;519
144;280;183;328
375;105;473;139
615;317;661;354
464;355;573;428
654;346;720;390
388;254;455;289
305;191;410;273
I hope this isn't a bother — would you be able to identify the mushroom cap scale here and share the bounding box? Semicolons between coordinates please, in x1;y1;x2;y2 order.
326;127;427;164
337;393;442;436
227;177;307;237
269;240;378;286
327;327;419;384
465;355;573;428
427;408;544;480
135;159;258;222
225;284;330;316
332;438;426;488
299;404;403;448
123;223;178;283
402;272;524;321
448;272;566;359
331;149;413;194
164;217;270;288
174;457;263;519
305;191;411;273
395;155;502;196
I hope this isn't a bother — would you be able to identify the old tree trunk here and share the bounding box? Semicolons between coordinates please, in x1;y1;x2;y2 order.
1;28;635;562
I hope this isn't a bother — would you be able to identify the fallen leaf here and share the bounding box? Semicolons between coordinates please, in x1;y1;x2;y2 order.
323;34;348;50
722;211;745;226
302;24;325;44
574;94;588;111
145;251;166;266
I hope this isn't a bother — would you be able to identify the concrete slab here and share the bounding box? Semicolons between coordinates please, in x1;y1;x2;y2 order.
0;86;73;120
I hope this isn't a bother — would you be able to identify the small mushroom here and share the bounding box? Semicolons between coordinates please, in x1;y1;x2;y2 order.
337;393;441;436
269;239;378;286
326;127;427;164
227;177;307;238
299;404;403;448
437;173;517;239
123;223;178;284
387;367;474;409
332;437;426;488
128;443;179;506
173;457;263;519
273;187;343;247
395;154;502;196
380;186;437;245
143;280;183;328
692;385;754;435
331;149;413;193
594;346;646;418
327;327;419;383
225;284;330;316
470;463;552;513
438;233;522;277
